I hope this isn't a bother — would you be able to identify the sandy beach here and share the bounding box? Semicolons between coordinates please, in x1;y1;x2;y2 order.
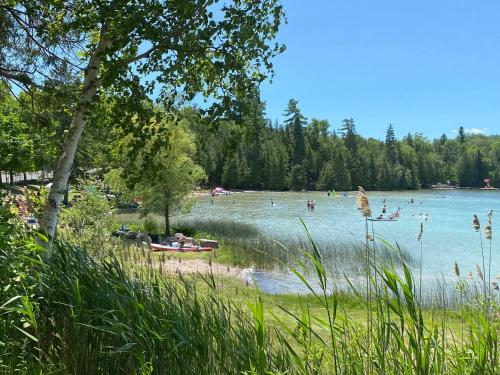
147;256;253;284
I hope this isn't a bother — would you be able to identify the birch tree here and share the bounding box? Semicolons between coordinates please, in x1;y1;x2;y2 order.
0;0;285;237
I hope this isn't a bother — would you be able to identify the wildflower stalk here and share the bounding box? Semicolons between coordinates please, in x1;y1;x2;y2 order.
357;186;372;372
485;210;493;318
472;214;487;312
417;222;424;303
479;231;487;310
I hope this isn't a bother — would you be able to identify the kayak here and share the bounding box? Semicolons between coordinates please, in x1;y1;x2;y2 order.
150;243;213;252
367;218;399;222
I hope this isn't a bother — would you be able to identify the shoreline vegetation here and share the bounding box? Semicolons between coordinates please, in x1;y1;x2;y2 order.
1;1;499;372
2;186;499;373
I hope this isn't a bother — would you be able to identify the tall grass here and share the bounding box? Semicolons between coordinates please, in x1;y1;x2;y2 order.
271;225;499;374
2;195;500;373
174;218;414;275
1;239;291;374
173;218;261;239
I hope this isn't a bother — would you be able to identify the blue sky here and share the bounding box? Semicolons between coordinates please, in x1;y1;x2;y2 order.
259;0;500;139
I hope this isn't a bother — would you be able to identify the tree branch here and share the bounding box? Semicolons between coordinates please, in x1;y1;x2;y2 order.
0;67;37;88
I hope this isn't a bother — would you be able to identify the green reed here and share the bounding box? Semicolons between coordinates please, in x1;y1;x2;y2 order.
2;202;500;374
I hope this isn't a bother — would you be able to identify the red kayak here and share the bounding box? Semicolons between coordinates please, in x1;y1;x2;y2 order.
150;243;212;252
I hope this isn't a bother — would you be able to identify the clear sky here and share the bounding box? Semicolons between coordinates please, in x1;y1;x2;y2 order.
259;0;500;139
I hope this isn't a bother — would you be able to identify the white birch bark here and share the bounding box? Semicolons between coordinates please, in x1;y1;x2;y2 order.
40;30;109;238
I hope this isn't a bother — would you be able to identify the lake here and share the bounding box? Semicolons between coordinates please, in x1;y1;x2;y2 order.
178;190;500;294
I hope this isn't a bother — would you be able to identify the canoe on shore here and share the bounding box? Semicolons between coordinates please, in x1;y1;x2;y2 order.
150;243;213;252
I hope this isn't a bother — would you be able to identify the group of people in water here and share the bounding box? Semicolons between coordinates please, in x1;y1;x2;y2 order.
211;191;432;223
374;198;430;221
375;201;400;220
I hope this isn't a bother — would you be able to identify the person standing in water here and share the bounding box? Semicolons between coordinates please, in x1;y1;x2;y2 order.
310;200;315;211
307;200;311;211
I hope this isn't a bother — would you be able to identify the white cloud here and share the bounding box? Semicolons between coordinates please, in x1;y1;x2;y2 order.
465;127;487;135
452;127;488;135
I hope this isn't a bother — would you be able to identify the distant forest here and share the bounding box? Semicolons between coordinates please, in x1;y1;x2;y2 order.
1;86;500;190
185;96;500;190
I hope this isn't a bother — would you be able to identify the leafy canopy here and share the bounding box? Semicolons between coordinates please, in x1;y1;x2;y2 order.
1;0;286;113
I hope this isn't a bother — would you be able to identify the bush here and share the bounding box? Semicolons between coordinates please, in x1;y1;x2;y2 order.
59;187;114;255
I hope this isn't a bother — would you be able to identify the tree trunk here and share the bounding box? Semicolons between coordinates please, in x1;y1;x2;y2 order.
23;172;27;184
0;171;3;184
9;171;14;185
40;29;109;238
164;204;170;237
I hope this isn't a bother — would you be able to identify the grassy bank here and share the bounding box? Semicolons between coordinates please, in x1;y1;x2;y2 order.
115;212;414;275
2;205;500;373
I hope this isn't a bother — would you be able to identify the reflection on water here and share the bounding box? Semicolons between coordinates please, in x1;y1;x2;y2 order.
178;190;500;295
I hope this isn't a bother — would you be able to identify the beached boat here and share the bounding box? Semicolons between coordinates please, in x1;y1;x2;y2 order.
211;187;231;196
367;218;399;222
431;182;458;189
150;243;212;252
481;178;499;190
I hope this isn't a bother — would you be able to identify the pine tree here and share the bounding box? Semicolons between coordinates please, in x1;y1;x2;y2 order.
385;124;397;163
471;149;486;187
457;126;466;144
287;164;307;190
332;151;351;190
316;161;335;190
283;99;307;166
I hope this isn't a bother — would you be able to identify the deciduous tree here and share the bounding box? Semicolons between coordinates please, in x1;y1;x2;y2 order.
1;0;285;237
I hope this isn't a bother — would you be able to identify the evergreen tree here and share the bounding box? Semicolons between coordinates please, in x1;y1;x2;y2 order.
339;118;358;154
385;124;397;163
471;149;487;187
287;164;307;190
456;152;472;187
332;150;351;190
316;161;335;190
283;99;307;166
457;126;466;144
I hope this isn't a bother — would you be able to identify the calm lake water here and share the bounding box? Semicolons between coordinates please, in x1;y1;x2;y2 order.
179;190;500;294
